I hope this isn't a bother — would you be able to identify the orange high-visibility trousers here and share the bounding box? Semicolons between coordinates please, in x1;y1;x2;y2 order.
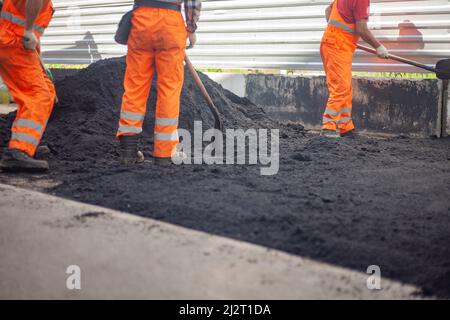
321;0;358;134
0;31;56;157
117;7;187;158
320;41;355;134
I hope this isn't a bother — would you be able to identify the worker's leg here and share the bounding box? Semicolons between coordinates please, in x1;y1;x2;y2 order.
117;46;155;137
153;46;185;158
337;42;355;134
321;42;354;132
153;10;187;159
338;63;355;134
0;44;55;157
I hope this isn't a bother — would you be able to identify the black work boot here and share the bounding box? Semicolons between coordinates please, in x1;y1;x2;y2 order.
0;148;49;173
340;129;357;138
119;135;144;165
154;151;187;166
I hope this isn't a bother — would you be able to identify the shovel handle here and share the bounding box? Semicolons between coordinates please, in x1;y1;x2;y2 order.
184;55;223;131
356;44;436;73
36;50;60;104
184;56;214;108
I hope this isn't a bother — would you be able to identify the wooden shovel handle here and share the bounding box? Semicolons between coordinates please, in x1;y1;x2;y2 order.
357;44;436;73
36;50;60;104
184;55;223;131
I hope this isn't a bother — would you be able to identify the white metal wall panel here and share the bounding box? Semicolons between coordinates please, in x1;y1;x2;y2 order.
42;0;450;72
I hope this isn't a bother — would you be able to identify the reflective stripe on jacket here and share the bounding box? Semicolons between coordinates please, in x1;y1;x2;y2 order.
0;0;54;38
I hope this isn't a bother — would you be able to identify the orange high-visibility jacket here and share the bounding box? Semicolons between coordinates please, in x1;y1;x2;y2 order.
0;0;54;40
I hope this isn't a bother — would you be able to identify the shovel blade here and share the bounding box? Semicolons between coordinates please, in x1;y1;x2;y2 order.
436;59;450;80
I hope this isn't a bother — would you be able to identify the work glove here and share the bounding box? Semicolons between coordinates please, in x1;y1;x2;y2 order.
44;66;54;82
376;45;389;59
23;30;39;50
187;32;197;49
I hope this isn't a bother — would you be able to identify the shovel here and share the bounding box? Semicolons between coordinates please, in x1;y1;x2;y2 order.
357;44;450;80
36;50;60;104
184;55;224;131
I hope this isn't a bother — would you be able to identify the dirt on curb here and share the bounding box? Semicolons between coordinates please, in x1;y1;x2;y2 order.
1;57;450;298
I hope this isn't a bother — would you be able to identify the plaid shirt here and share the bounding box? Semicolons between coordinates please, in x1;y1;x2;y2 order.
155;0;201;32
183;0;201;33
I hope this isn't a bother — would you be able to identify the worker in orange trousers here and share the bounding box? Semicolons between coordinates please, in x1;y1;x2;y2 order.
117;0;201;165
321;0;389;138
0;0;55;172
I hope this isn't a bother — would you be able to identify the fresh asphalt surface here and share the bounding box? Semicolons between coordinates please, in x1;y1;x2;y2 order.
1;130;449;298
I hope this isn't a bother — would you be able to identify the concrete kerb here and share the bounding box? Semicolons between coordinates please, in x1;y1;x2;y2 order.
204;73;447;138
0;183;422;299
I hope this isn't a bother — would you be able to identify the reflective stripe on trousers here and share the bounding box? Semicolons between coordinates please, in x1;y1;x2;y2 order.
322;117;352;125
12;119;44;135
118;111;145;135
9;118;48;149
322;107;353;127
0;11;45;35
120;111;145;121
10;132;39;147
154;130;179;141
117;116;179;135
117;125;143;134
155;117;178;126
323;107;352;117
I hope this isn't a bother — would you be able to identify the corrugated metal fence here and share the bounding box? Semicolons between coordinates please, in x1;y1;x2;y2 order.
42;0;450;72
